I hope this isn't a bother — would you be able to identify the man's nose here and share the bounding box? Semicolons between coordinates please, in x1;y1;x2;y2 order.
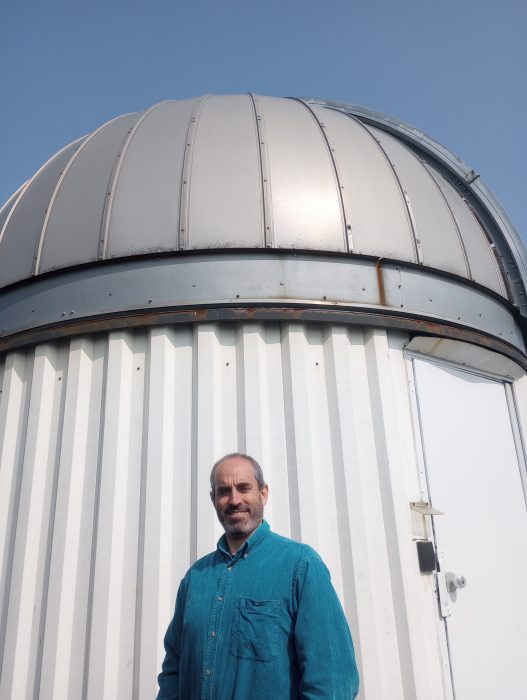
228;488;242;505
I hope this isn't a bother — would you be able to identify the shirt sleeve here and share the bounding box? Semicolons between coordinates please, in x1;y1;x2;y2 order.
293;552;360;699
157;576;188;700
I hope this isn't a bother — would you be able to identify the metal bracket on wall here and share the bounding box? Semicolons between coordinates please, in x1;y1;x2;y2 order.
410;500;444;516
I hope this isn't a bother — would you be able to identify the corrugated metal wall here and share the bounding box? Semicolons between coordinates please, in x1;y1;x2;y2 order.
0;322;446;699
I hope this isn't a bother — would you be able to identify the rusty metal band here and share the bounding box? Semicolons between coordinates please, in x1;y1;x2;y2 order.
1;303;525;371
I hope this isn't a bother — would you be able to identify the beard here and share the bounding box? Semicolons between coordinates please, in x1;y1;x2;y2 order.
217;500;264;538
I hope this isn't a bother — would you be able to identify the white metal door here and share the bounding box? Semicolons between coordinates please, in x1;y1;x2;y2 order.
412;357;527;700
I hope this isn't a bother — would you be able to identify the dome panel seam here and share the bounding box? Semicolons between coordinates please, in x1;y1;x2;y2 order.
248;93;273;248
33;113;136;276
420;160;472;280
99;102;172;260
178;94;212;251
289;98;350;253
340;112;420;264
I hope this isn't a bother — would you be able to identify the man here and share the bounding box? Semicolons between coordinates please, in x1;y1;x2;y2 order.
157;453;359;699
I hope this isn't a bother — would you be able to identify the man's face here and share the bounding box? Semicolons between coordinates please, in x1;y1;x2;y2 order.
212;456;268;538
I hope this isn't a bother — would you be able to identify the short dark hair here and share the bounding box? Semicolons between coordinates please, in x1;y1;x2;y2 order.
210;453;266;496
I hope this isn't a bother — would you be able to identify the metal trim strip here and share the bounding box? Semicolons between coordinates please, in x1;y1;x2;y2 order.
291;98;350;252
0;305;525;370
177;94;212;250
343;113;420;263
0;140;84;253
0;251;522;351
99;102;170;260
419;160;472;280
33;114;136;274
248;93;273;248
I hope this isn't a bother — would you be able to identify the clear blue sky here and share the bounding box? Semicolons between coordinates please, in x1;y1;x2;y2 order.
1;0;526;240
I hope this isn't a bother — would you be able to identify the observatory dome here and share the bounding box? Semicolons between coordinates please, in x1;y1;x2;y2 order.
2;94;527;700
0;94;526;364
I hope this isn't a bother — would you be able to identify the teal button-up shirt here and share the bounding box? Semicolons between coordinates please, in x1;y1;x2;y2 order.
157;521;359;699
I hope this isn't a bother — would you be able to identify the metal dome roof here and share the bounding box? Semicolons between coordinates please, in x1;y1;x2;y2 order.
0;94;526;364
0;94;513;291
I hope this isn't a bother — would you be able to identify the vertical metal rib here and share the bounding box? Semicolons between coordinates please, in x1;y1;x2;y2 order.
0;141;85;250
81;338;108;700
0;140;84;255
33;114;136;275
339;111;421;264
177;94;211;251
33;345;68;700
189;324;199;565
0;350;33;687
248;93;274;248
420;160;473;280
132;330;150;700
0;184;31;246
279;323;302;540
235;323;247;449
290;98;351;253
99;102;170;260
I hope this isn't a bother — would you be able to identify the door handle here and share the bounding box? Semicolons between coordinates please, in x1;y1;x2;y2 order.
436;552;467;617
445;572;467;592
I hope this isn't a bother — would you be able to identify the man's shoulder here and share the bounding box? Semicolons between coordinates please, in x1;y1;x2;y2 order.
188;549;217;573
266;529;322;562
264;530;332;590
267;529;309;549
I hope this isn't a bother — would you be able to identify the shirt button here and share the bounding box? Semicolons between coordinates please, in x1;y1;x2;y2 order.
217;595;224;601
211;630;217;637
204;669;212;676
227;566;232;571
243;553;248;559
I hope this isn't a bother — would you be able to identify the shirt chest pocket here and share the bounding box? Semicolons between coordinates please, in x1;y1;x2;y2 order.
230;597;279;662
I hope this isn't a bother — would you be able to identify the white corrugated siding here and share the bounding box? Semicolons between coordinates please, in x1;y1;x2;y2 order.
0;323;447;699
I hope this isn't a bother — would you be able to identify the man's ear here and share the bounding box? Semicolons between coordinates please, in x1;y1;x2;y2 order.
210;490;215;503
261;484;269;506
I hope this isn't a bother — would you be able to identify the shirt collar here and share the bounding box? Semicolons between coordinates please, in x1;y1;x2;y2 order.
217;520;270;559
